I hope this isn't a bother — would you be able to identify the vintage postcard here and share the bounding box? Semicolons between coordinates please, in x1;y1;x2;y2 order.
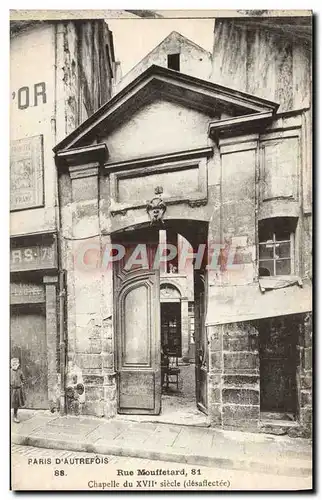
10;9;313;491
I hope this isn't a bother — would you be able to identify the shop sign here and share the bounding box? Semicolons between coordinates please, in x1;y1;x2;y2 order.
10;283;45;304
10;135;44;211
10;238;57;272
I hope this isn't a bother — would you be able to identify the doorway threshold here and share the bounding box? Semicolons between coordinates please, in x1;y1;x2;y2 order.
260;411;296;423
115;402;209;428
260;411;300;436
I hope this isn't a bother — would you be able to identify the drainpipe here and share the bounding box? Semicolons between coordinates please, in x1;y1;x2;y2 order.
53;22;68;415
59;270;66;415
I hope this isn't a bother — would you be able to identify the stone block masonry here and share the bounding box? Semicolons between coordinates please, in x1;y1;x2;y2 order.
298;312;312;436
208;321;260;431
208;313;312;436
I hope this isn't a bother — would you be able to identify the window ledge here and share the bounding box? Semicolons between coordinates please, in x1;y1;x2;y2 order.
259;275;303;293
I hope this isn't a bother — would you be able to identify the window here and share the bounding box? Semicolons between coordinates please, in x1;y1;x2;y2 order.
167;53;180;71
258;218;297;277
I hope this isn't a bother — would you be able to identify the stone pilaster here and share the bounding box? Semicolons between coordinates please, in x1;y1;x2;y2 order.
101;256;117;418
43;275;59;409
69;161;106;417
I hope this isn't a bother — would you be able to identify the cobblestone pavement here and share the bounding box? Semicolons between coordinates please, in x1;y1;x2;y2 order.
11;445;312;491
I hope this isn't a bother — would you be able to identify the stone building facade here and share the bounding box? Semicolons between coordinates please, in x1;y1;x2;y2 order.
207;14;312;437
51;14;311;436
10;19;116;412
114;32;211;365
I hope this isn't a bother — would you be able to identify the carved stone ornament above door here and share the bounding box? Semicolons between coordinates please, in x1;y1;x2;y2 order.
146;187;166;226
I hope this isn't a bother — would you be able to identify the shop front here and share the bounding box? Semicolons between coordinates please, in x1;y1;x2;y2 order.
10;232;60;411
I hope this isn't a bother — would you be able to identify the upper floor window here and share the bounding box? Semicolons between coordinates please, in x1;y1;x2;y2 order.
167;53;180;71
258;218;297;277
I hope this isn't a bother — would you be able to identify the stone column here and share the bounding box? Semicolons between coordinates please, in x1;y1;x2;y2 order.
43;275;59;409
180;298;189;361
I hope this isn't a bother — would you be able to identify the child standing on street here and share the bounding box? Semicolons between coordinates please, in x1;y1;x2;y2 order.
10;358;25;423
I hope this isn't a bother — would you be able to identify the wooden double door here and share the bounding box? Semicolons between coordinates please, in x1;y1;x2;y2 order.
113;227;208;415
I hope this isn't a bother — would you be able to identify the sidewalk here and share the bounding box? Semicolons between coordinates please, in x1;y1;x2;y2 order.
11;410;312;478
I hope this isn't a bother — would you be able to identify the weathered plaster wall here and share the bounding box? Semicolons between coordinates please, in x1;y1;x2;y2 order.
78;22;114;123
10;23;56;235
211;19;311;113
56;20;114;140
10;20;115;237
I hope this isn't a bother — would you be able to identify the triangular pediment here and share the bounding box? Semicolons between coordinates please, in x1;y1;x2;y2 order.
54;64;279;154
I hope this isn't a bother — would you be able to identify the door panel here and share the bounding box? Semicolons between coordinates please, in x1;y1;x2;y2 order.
123;284;150;366
119;372;155;410
114;229;161;415
10;306;48;409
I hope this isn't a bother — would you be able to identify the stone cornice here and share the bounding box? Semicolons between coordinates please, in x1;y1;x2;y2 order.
53;65;279;153
208;111;274;140
55;143;108;171
104;146;213;174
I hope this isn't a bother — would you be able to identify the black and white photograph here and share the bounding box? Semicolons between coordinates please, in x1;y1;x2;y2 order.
9;9;313;491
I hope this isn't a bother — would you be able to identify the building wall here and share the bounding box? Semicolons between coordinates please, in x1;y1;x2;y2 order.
115;31;212;93
56;92;312;432
208;312;312;437
55;21;115;141
10;23;57;235
211;18;311;112
10;19;116;412
10;20;115;235
55;18;312;434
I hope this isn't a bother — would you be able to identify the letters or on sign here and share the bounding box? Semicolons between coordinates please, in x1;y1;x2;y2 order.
10;135;44;211
10;283;45;304
12;82;47;110
10;240;57;272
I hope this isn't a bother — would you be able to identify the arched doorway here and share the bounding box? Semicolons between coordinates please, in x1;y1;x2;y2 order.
111;220;209;424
